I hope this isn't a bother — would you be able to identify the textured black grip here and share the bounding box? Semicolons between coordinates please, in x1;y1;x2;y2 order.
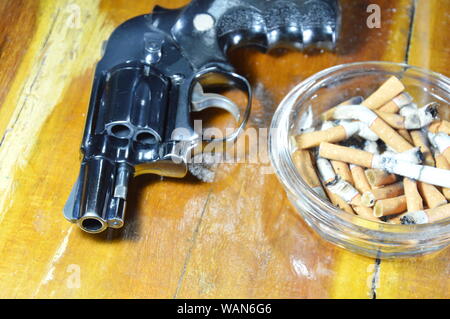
217;0;339;52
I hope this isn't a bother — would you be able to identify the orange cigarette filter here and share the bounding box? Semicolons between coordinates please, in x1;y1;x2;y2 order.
401;203;450;224
324;187;355;215
426;203;450;223
361;181;404;207
378;100;400;113
397;129;414;144
351;166;372;193
295;126;347;149
353;205;378;221
362;76;405;110
435;154;450;200
375;111;405;129
403;178;424;212
365;168;397;187
292;150;322;189
369;117;413;152
417;182;448;209
350;166;378;221
373;195;407;217
428;120;450;135
319;142;374;168
443;146;450;164
331;161;354;185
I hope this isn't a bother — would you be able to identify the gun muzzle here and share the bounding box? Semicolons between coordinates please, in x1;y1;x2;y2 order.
65;158;132;233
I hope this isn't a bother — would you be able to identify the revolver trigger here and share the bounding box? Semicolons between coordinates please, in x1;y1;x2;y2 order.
191;83;240;122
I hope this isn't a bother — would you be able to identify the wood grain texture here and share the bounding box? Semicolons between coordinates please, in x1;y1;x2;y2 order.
0;0;448;299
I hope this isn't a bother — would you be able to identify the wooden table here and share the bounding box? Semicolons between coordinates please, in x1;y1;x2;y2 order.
0;0;448;299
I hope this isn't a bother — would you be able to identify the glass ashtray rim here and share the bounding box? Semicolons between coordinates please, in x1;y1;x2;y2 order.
269;61;450;240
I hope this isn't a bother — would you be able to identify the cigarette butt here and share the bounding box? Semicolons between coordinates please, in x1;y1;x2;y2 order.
361;181;404;207
397;129;414;144
387;213;406;224
373;195;407;217
375;111;406;129
443;147;450;164
295;126;347;149
319;142;374;168
426;203;450;222
435;154;450;200
401;203;450;224
353;205;378;221
428;120;450;135
350;194;364;206
324;187;355;215
365;168;397;187
378;100;400;113
370;117;414;152
410;130;435;166
428;132;450;163
321;143;450;188
362;76;405;110
378;92;413;113
403;178;424;212
350;166;372;193
320;96;363;121
331;161;354;185
292;150;322;189
417;182;448;209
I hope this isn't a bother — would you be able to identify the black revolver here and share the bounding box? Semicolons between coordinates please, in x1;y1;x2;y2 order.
64;0;341;233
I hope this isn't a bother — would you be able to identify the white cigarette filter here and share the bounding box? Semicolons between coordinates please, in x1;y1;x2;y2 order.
296;118;380;149
428;132;450;162
319;142;450;188
297;105;314;134
363;140;379;154
320;96;364;121
316;157;360;204
400;204;450;224
399;102;439;129
332;104;378;125
335;120;379;141
327;178;360;204
317;157;336;183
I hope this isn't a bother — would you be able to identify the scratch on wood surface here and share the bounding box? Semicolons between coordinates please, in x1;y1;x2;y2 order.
33;226;74;297
173;191;212;298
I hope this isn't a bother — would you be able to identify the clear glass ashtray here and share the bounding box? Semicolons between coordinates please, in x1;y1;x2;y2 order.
269;61;450;258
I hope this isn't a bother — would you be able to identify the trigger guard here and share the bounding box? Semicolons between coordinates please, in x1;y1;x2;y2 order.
191;83;241;122
192;68;252;144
